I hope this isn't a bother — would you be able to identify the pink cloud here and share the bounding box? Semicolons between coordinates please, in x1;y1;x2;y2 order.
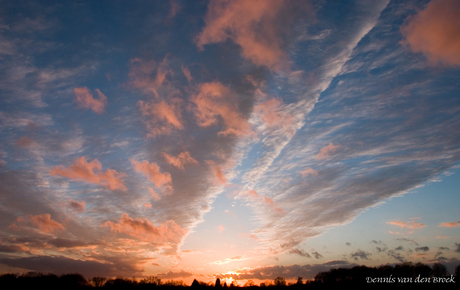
16;136;33;148
387;220;426;229
102;213;187;244
439;220;460;228
10;214;65;234
138;99;184;138
225;209;236;218
191;82;251;136
240;189;282;213
74;87;108;114
218;225;225;233
131;159;172;188
69;199;86;212
206;160;227;185
127;57;170;99
144;203;152;209
254;97;295;132
50;157;127;191
301;167;318;177
316;143;341;160
181;65;192;83
196;0;296;71
401;0;460;66
28;214;65;233
163;151;198;170
148;187;161;201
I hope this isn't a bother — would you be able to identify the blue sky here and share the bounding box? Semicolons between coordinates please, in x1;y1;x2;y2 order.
0;0;459;284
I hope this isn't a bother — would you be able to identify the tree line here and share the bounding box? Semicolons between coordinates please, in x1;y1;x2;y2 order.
0;262;458;289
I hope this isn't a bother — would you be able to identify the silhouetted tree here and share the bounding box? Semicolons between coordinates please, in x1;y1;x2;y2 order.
296;277;303;285
91;276;107;287
191;279;200;288
432;263;447;277
215;278;221;288
274;277;286;286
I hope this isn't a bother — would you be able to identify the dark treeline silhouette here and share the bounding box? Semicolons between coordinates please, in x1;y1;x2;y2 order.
0;262;458;290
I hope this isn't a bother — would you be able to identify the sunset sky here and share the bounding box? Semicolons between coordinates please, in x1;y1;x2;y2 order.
1;0;460;284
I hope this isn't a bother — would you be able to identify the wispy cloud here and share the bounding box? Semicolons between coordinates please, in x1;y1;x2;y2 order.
439;220;460;228
74;87;108;114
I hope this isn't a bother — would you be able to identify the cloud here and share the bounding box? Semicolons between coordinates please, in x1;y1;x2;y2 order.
218;225;225;233
206;160;228;185
387;220;426;229
350;249;372;260
9;214;64;234
74;87;108;114
138;98;184;137
127;57;171;99
301;167;318;177
158;270;193;279
50;157;127;191
16;136;34;148
401;0;460;66
311;251;323;259
181;65;192;83
455;243;460;253
415;246;429;252
316;143;341;160
163;151;198;170
102;213;187;244
439;220;460;228
69;199;86;212
219;261;357;280
253;97;295;132
224;210;236;218
196;0;312;71
148;187;161;201
0;255;138;278
191;82;251;136
288;248;311;258
238;189;283;213
131;159;172;189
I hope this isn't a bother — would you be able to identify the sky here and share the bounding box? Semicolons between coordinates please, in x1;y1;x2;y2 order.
0;0;460;284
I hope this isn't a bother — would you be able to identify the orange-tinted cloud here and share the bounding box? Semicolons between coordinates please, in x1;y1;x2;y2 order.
148;187;161;201
138;99;184;137
50;157;127;191
102;213;187;244
28;214;65;233
162;151;198;170
144;203;152;209
192;82;251;136
254;97;295;132
439;220;460;228
131;159;172;188
74;87;108;114
387;220;426;229
206;160;227;185
69;199;86;212
301;167;318;177
127;57;170;99
181;65;192;83
9;214;64;234
196;0;290;71
218;225;225;233
240;189;282;213
316;143;341;160
401;0;460;66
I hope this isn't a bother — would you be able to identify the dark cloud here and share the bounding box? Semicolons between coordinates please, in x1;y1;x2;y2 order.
350;250;372;261
397;238;419;246
0;256;139;278
219;261;357;280
311;251;323;259
158;270;193;279
288;248;311;258
415;246;429;252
